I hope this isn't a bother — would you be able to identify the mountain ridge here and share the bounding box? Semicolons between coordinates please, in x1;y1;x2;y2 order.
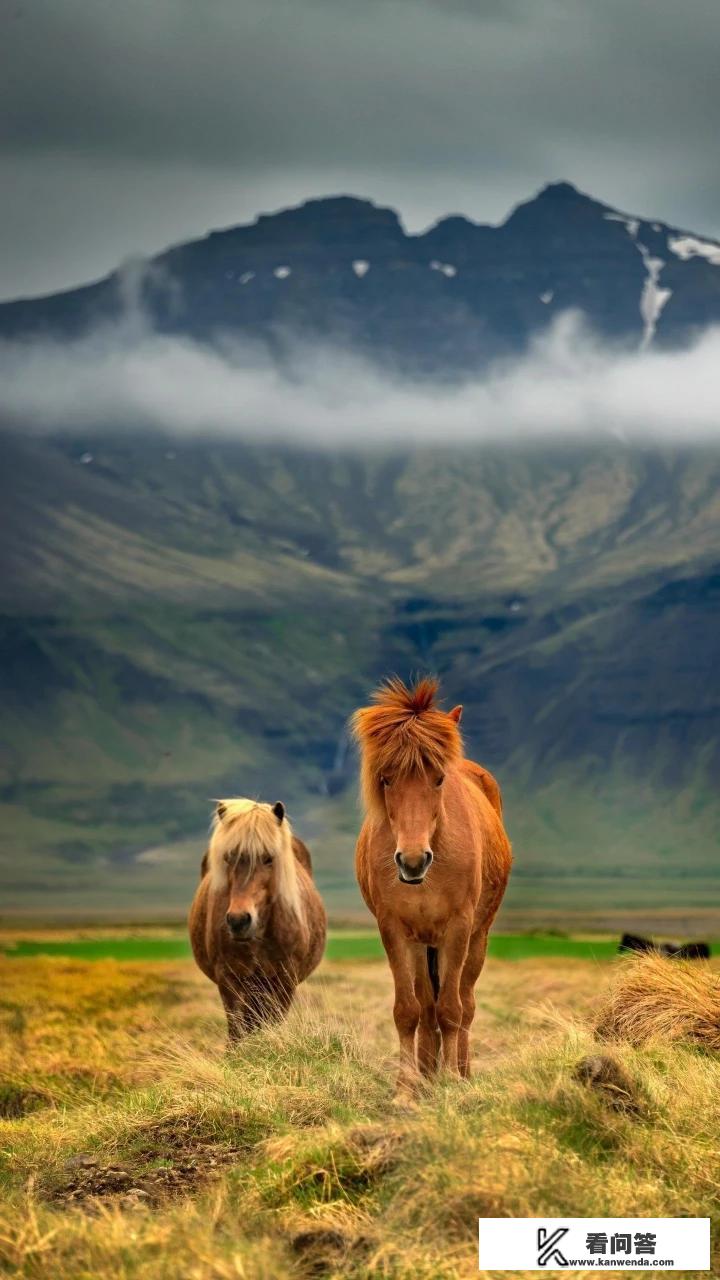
2;182;720;371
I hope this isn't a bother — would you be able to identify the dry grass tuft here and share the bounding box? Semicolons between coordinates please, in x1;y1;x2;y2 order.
595;952;720;1050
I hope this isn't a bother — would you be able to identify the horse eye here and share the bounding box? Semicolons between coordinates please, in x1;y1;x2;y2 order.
380;775;389;788
435;774;445;788
261;853;273;866
223;851;232;864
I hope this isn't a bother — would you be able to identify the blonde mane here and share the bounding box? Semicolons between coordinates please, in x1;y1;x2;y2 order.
207;798;303;922
351;676;463;817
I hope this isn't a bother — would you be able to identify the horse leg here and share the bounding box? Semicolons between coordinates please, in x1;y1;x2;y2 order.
239;973;295;1032
414;950;440;1077
219;979;247;1044
264;978;295;1026
436;921;471;1075
379;920;422;1093
457;930;488;1078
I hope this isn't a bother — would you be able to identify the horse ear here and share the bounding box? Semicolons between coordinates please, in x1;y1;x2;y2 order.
272;801;285;824
448;705;463;724
215;801;227;820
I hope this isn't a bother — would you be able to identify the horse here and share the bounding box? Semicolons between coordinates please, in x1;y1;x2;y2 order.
188;798;327;1042
352;677;512;1091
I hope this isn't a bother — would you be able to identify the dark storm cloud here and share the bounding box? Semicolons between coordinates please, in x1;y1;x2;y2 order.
1;0;719;297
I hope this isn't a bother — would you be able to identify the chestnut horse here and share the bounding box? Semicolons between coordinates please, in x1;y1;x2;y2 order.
189;799;326;1042
352;678;511;1089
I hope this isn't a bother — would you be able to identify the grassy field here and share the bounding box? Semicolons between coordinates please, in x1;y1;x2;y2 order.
1;937;718;1278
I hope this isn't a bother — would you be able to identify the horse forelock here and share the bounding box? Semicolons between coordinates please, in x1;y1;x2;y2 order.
207;799;304;922
351;677;462;815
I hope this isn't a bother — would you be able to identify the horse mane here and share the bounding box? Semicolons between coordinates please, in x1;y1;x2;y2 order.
351;676;463;817
207;798;303;922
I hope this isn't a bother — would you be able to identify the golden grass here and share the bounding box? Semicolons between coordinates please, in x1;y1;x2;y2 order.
596;951;720;1051
1;951;719;1278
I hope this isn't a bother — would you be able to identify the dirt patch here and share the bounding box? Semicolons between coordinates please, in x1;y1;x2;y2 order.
0;1083;52;1118
49;1118;251;1207
291;1226;372;1276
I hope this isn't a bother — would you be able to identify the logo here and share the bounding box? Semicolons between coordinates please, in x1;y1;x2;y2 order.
478;1217;710;1270
537;1226;569;1267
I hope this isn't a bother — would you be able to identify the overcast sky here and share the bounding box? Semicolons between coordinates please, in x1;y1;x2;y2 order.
2;0;719;301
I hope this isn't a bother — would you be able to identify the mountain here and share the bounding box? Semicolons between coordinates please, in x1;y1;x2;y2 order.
1;430;719;921
2;182;720;372
1;181;719;921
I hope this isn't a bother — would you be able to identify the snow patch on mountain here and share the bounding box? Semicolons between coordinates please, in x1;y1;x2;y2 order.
273;266;291;279
637;245;672;349
430;260;457;277
669;235;720;267
604;212;639;239
603;212;672;346
352;260;370;277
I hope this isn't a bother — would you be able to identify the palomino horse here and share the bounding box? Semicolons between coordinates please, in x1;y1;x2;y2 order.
352;678;511;1089
189;799;326;1042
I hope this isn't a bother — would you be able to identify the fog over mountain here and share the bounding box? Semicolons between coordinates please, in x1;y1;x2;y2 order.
2;314;720;445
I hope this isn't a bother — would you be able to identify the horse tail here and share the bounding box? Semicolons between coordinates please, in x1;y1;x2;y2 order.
426;946;440;1000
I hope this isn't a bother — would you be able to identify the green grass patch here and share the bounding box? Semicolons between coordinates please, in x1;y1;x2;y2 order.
1;930;622;963
2;936;193;962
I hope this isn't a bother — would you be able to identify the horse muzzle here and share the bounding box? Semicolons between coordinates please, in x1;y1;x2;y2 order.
226;910;256;941
394;849;433;885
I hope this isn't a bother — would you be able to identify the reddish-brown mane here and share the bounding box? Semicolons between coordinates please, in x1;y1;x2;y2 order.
351;676;463;816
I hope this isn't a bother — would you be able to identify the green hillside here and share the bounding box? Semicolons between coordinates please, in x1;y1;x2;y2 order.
1;433;719;920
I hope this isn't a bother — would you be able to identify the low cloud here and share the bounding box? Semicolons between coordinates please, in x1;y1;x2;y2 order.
1;311;720;444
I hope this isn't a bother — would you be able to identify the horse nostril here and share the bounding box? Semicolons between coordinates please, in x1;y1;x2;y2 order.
227;911;252;933
395;849;433;882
